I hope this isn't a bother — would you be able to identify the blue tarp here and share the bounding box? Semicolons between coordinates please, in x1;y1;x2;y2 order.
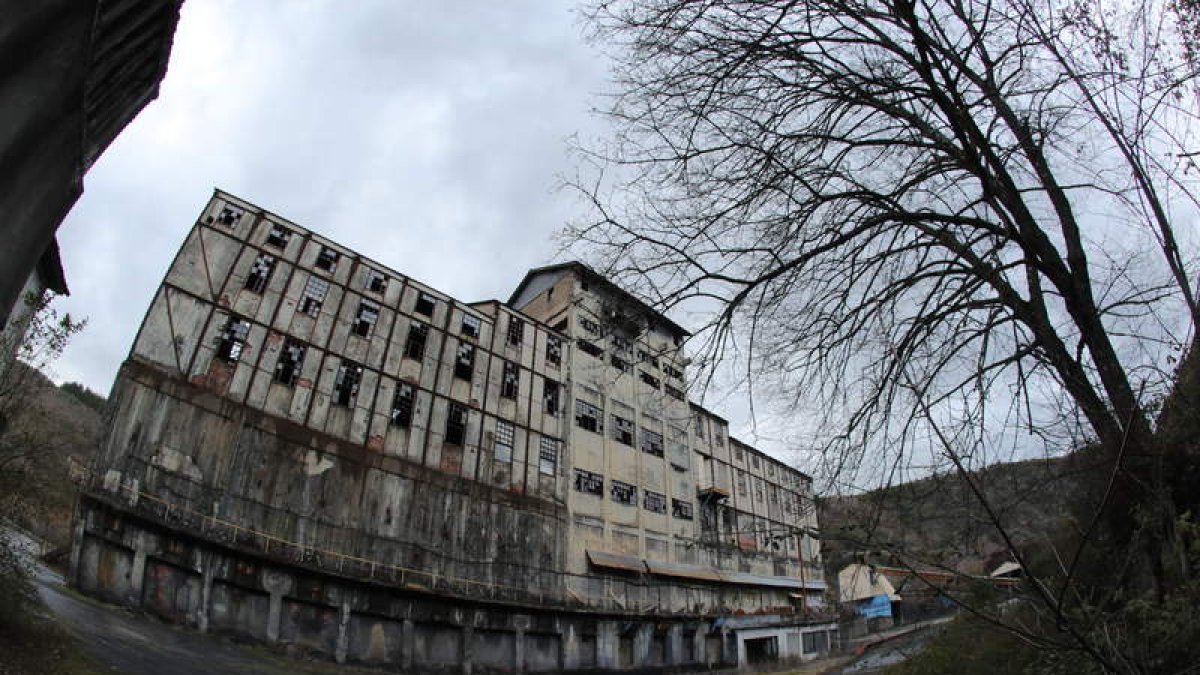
858;594;893;619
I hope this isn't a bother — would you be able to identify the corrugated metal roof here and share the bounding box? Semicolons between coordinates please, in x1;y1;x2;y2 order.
718;571;807;589
645;559;724;582
586;550;646;573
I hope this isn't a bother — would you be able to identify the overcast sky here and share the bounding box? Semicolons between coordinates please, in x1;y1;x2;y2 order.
54;3;601;386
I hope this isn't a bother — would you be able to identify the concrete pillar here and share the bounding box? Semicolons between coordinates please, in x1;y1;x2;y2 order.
266;592;283;643
559;621;579;671
129;547;147;605
67;513;86;588
515;614;531;672
596;621;618;670
196;553;215;633
461;626;474;675
666;624;684;665
633;623;652;667
401;619;415;670
692;627;706;665
335;600;351;664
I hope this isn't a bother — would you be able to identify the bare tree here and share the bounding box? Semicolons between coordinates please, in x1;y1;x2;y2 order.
570;0;1200;668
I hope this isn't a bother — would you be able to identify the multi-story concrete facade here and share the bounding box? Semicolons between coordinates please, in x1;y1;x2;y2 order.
71;190;833;672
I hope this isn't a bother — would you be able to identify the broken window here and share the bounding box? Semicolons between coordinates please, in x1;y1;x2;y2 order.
611;414;634;446
574;400;603;434
693;412;705;439
494;420;514;462
664;384;686;402
611;335;632;355
715;429;725;447
390;382;414;427
315;246;339;273
538;437;558;475
543;379;560;416
577;340;603;359
734;446;744;462
300;276;329;316
639;371;660;389
574;468;603;495
507;317;525;346
663;364;683;380
415;292;436;317
610;480;637;506
352;300;381;338
244;254;276;294
768;463;776;477
461;314;482;339
756;478;765;502
751;455;760;469
454;343;475;380
737;470;748;496
579;317;600;335
637;349;659;369
610;354;630;372
672;499;694;520
546;335;562;366
644;490;667;514
332;360;362;407
501;361;519;398
212;204;244;227
445;402;467;445
216;317;251;363
274;338;306;386
265;224;293;249
365;268;387;294
640;427;664;457
769;486;779;507
404;322;428;360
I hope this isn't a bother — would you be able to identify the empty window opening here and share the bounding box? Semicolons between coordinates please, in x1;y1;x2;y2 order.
737;470;748;496
640;428;664;457
213;205;244;227
454;343;475;380
644;490;667;513
461;314;482;338
574;468;603;496
578;340;603;359
501;361;519;398
663;364;683;380
404;322;428;359
352;300;381;338
446;403;467;445
610;354;630;372
315;246;339;272
672;499;694;520
639;371;660;389
611;414;634;446
665;384;685;402
543;379;560;416
494;421;514;463
216;317;251;363
265;224;293;249
694;412;706;439
415;292;436;317
333;360;362;407
552;318;568;332
637;349;659;369
538;437;558;475
274;338;306;386
244;254;276;294
507;317;525;346
610;480;637;506
300;276;329;316
611;335;632;355
365;268;387;294
390;382;414;427
579;317;600;335
546;335;562;366
575;400;603;434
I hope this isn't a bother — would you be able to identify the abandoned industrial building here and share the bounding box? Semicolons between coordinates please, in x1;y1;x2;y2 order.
69;189;835;671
